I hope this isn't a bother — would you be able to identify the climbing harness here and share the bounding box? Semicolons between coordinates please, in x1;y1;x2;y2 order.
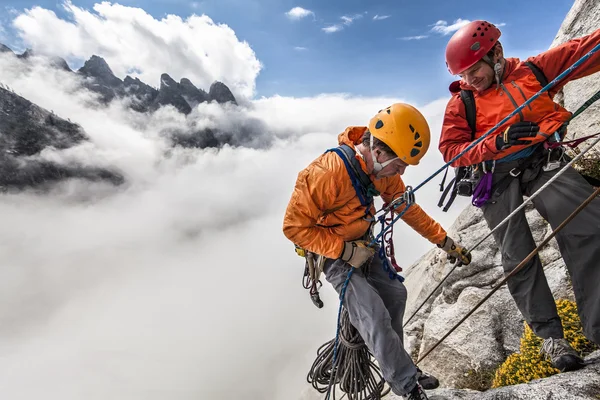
304;43;600;399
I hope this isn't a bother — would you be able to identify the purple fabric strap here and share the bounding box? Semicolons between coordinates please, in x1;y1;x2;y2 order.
472;172;493;207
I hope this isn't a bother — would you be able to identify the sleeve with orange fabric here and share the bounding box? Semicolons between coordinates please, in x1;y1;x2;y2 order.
529;28;600;97
438;97;501;167
282;166;345;260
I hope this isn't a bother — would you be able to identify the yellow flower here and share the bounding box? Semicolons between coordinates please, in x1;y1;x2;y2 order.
491;299;598;388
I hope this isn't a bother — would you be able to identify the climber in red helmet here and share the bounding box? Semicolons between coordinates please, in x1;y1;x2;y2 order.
439;20;600;373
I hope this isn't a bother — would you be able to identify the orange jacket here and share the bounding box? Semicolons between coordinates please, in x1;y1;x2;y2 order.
439;28;600;167
283;126;447;259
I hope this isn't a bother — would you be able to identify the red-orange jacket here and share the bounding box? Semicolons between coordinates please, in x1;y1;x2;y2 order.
439;28;600;167
283;126;447;259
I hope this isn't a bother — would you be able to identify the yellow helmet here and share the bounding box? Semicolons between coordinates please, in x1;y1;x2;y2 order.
368;103;430;165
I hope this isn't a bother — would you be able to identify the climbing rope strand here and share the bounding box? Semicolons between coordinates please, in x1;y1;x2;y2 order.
416;184;600;364
412;42;600;194
569;88;600;121
467;134;600;255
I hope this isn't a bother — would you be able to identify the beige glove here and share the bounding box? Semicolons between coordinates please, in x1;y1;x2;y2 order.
438;236;472;265
340;240;375;268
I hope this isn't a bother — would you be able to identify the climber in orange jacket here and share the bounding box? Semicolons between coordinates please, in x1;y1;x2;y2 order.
283;103;471;400
439;21;600;373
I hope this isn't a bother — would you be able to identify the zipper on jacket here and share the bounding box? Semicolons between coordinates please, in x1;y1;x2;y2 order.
500;82;524;121
511;81;533;111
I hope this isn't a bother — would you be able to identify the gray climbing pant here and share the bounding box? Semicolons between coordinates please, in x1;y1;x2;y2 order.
323;254;417;396
481;160;600;343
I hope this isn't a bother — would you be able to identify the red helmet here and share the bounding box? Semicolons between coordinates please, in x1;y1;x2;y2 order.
445;20;501;75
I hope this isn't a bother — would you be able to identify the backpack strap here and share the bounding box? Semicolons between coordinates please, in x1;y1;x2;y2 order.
459;89;477;139
438;90;477;212
326;144;379;208
524;61;549;87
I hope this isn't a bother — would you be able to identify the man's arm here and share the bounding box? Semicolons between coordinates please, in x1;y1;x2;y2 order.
438;96;500;166
530;28;600;97
283;165;345;259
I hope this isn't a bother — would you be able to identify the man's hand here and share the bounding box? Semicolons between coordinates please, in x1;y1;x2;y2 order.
341;240;376;268
495;121;540;150
438;236;471;265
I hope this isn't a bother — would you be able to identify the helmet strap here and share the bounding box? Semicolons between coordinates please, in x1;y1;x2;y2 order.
370;135;398;174
482;53;503;89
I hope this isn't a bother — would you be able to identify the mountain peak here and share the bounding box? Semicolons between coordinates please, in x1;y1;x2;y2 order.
209;81;237;105
0;43;14;54
79;55;122;86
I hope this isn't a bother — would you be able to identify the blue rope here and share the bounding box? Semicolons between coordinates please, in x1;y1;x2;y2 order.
325;267;353;400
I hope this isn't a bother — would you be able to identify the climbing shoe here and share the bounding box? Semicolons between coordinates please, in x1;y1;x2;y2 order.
540;337;585;372
404;383;429;400
416;367;439;390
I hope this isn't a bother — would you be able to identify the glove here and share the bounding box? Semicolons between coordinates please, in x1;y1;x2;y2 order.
437;236;472;265
340;240;375;268
495;121;540;150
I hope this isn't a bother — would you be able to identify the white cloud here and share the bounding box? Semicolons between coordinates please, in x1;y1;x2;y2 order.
341;13;363;25
430;18;471;35
400;35;429;41
11;1;261;99
373;14;390;21
322;24;343;33
285;6;314;20
0;19;464;400
294;46;307;51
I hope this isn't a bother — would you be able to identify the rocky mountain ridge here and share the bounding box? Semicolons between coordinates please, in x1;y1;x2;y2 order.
0;44;237;114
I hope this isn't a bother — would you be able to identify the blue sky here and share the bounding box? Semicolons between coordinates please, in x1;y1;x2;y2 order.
0;0;575;103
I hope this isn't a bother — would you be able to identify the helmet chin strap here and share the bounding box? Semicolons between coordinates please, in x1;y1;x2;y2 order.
370;135;398;174
483;55;503;89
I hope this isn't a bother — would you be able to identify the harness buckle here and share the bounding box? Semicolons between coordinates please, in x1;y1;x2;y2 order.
509;168;522;178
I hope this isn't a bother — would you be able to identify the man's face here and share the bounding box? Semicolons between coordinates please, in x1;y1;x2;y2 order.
373;149;408;178
459;60;494;92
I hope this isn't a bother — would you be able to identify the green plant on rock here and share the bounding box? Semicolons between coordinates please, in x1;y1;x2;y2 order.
568;148;600;184
492;299;598;388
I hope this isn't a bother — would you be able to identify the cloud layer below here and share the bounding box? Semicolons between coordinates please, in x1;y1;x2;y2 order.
0;4;467;399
